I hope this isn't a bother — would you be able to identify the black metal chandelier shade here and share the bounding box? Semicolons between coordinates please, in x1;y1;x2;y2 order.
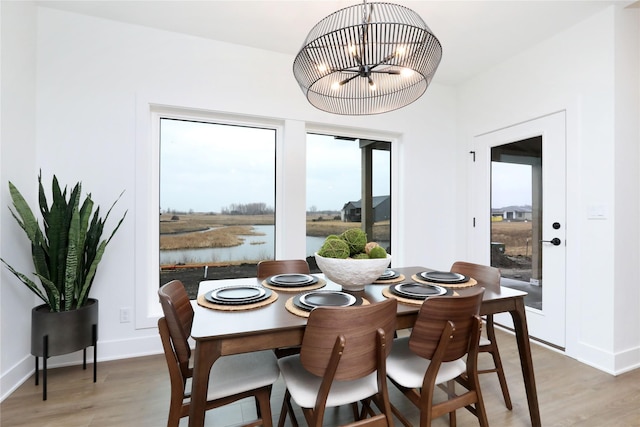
293;1;442;115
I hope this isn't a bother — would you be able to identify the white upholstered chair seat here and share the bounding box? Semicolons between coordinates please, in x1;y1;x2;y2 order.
278;354;378;409
200;350;280;401
386;337;466;389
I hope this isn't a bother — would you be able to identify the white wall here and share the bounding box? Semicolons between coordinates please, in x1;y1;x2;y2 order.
457;5;640;374
613;3;640;373
1;5;459;398
0;0;40;399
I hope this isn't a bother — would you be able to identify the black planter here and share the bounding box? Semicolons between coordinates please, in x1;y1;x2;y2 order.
31;298;99;400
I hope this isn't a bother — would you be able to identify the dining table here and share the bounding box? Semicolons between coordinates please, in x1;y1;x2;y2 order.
188;266;541;427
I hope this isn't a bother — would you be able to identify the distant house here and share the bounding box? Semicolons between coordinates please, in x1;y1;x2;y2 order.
492;205;532;221
341;195;391;222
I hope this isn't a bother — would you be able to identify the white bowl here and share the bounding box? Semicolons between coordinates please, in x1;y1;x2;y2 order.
314;252;391;291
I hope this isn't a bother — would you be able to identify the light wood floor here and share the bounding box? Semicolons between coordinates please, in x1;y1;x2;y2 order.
2;328;639;427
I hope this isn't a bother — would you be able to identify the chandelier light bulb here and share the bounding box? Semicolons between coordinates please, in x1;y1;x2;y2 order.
400;68;414;78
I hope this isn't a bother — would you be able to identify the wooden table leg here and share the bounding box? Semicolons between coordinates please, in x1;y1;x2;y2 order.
509;298;541;427
189;340;221;427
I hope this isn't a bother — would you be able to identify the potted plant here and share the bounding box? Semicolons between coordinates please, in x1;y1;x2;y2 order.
1;171;126;399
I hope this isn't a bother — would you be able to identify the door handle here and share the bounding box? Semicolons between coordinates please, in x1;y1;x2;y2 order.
541;238;561;246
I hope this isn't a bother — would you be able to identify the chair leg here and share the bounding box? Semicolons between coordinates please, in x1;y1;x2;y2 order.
351;402;360;420
484;319;512;410
473;387;490;427
277;391;289;427
488;346;512;409
278;389;299;427
255;386;273;427
389;401;412;427
447;381;456;427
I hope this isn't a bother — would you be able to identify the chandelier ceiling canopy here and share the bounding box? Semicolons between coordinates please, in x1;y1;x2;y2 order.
293;1;443;115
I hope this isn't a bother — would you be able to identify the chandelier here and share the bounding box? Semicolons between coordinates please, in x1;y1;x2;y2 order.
293;1;442;115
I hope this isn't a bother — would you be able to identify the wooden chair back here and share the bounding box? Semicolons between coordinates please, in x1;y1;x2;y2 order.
409;288;484;363
450;261;500;292
301;298;397;381
257;259;310;280
158;280;194;378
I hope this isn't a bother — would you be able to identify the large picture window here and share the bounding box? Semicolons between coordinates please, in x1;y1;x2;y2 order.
306;133;391;270
158;118;276;297
136;107;397;328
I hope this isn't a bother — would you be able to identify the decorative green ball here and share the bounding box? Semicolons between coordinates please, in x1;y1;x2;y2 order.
340;228;367;256
352;253;370;259
325;234;341;241
368;246;387;259
318;238;350;259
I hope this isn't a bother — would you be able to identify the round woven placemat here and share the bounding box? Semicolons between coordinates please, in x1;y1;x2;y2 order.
381;287;423;306
197;291;278;311
372;274;406;285
382;286;461;305
411;274;478;288
285;296;370;318
262;278;326;293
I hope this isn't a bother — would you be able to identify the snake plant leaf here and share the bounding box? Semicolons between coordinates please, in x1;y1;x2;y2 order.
63;188;81;311
34;273;61;312
7;181;39;241
75;196;93;304
77;205;127;306
77;240;106;306
5;182;52;292
0;260;49;303
47;175;74;299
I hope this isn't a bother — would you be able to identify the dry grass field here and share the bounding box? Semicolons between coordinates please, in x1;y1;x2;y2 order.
491;221;533;256
160;213;274;233
160;213;389;250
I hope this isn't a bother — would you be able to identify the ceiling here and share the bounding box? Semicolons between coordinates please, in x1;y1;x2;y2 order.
37;0;635;85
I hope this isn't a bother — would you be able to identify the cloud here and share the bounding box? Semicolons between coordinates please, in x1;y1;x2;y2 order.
160;121;390;213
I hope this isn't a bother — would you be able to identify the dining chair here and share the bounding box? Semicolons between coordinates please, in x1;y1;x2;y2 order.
450;261;512;409
158;280;280;427
257;259;311;281
257;259;311;359
386;288;488;427
277;298;398;427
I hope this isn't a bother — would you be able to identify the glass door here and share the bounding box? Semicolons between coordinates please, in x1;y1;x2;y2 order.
491;137;542;310
472;112;566;349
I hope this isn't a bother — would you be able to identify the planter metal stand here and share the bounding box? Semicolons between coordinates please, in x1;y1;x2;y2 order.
31;299;99;400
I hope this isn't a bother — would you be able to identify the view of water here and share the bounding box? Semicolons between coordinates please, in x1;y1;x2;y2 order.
159;225;389;265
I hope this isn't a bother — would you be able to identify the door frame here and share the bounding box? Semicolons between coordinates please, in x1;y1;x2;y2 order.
470;111;567;349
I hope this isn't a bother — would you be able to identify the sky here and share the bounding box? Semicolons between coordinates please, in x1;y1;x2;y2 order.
160;119;391;213
491;162;532;208
160;118;529;213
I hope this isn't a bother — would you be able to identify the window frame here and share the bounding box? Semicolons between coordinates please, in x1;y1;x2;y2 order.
134;104;400;330
135;105;284;328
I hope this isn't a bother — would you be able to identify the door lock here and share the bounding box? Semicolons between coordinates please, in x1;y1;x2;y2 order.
541;238;561;246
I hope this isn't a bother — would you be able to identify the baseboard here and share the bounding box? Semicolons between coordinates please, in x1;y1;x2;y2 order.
1;335;163;402
0;354;34;402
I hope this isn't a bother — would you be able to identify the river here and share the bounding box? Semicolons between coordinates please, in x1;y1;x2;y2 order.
159;225;388;265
